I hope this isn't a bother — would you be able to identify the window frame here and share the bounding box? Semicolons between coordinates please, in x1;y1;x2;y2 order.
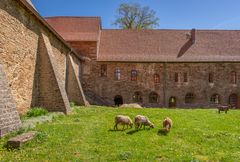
115;68;121;80
131;70;138;81
100;64;107;77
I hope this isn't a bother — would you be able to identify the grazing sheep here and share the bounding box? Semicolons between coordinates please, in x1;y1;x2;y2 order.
114;115;133;130
134;115;154;129
217;105;230;114
163;117;173;133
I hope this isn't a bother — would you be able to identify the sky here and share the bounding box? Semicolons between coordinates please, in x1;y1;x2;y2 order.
31;0;240;30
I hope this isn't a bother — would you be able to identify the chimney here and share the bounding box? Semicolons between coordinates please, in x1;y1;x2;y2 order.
191;28;196;44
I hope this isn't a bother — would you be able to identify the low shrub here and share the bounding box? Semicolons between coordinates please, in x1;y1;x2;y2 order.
26;107;48;117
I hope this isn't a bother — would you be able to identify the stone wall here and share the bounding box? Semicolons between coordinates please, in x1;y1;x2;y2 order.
0;64;21;137
0;0;85;113
65;54;88;106
83;62;240;108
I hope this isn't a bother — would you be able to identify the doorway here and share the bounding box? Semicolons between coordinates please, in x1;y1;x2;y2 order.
114;95;123;107
169;96;177;108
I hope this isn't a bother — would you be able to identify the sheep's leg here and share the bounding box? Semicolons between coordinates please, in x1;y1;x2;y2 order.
122;125;125;130
218;109;220;114
114;124;118;130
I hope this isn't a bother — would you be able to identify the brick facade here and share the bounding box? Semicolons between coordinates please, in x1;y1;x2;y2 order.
82;62;240;108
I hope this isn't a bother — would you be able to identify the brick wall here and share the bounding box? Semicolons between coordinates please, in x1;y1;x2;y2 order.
0;0;85;113
83;62;240;108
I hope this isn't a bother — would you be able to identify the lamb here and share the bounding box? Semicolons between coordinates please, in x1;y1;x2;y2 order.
163;117;173;133
114;115;133;130
134;115;154;129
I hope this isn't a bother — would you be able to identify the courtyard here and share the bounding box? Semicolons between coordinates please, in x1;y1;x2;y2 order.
0;106;240;161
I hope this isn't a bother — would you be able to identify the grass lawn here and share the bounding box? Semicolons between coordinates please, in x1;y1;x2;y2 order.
1;106;240;161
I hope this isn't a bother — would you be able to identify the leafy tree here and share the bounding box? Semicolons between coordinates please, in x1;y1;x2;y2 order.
114;3;159;29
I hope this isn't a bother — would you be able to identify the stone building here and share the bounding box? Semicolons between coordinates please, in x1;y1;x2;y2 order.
47;17;240;108
0;0;87;136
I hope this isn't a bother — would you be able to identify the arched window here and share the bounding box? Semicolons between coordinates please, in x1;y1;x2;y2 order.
209;72;214;83
210;94;220;104
154;74;160;83
100;64;107;77
230;71;237;84
185;93;194;104
133;91;143;103
149;92;159;103
131;70;137;81
115;68;121;80
229;93;238;108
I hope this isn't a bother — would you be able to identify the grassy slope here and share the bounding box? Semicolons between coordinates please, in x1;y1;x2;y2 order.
1;106;240;161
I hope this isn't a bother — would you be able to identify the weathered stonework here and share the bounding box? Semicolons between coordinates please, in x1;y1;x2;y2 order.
66;54;88;106
0;64;21;137
0;0;86;114
82;62;240;108
31;33;71;114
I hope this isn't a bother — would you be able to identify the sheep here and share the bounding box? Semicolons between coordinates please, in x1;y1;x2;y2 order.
134;115;154;129
114;115;133;130
217;104;231;114
163;117;173;133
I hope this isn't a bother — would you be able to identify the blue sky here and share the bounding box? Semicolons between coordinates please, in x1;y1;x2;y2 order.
32;0;240;29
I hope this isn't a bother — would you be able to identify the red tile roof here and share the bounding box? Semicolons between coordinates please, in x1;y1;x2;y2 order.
98;29;240;62
45;17;101;41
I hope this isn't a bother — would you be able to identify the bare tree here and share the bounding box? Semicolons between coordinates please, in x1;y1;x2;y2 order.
114;3;159;29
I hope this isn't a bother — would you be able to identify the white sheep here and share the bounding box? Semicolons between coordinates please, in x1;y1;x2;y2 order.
114;115;133;130
134;115;154;129
162;117;173;133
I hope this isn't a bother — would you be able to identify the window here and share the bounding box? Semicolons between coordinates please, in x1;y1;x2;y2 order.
154;74;160;83
184;73;188;83
174;73;179;82
149;92;158;103
229;94;238;108
230;71;237;84
210;94;220;104
115;68;121;80
185;93;194;104
133;91;143;103
131;70;137;81
100;64;107;77
209;73;213;83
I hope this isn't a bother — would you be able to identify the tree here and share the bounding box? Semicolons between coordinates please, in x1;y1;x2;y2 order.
113;3;159;29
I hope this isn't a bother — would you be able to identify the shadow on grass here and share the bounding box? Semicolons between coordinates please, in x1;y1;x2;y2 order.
157;129;168;136
108;128;132;132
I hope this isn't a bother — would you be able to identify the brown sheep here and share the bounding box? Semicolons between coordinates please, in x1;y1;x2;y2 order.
134;115;154;129
217;105;231;114
114;115;133;130
163;117;173;133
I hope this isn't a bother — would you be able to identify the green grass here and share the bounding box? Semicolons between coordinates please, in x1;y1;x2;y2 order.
1;106;240;161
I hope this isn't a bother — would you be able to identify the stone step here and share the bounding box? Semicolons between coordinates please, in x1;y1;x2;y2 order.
7;131;37;149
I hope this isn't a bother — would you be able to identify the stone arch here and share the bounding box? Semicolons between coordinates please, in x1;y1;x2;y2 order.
169;96;177;108
149;92;159;103
114;95;123;107
133;91;143;103
210;94;220;104
229;93;238;108
185;93;195;104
